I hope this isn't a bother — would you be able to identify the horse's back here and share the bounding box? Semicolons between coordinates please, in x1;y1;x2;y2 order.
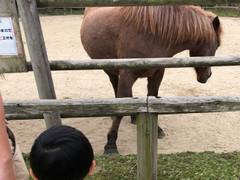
81;7;121;59
81;6;221;60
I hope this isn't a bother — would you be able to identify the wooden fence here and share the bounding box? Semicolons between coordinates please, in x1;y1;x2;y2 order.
35;0;240;7
5;96;240;120
2;0;240;179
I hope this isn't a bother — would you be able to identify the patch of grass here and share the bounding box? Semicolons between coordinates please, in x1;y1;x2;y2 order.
158;152;240;179
205;8;240;17
87;155;137;180
37;8;84;15
24;152;240;179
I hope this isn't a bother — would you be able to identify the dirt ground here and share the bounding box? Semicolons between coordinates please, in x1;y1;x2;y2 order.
1;15;240;155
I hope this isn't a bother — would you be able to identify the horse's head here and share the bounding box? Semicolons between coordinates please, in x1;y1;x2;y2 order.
191;16;222;84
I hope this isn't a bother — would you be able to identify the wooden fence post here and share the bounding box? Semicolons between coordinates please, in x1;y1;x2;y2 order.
137;113;158;180
16;0;61;127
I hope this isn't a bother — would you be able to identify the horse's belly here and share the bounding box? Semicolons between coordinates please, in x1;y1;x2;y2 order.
133;68;159;78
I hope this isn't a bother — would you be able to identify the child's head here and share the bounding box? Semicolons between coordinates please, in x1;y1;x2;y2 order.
30;125;95;180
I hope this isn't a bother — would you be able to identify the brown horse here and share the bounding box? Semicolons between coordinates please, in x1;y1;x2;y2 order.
81;6;222;154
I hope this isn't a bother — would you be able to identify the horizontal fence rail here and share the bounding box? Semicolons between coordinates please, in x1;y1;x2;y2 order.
3;56;240;73
148;96;240;114
5;98;147;119
4;96;240;120
25;56;240;71
36;0;240;7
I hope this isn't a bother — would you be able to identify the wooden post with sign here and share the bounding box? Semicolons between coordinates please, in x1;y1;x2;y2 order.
0;0;27;73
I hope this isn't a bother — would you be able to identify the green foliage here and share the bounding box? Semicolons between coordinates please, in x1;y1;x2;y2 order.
37;8;85;15
86;152;240;180
206;8;240;17
23;152;240;179
87;155;137;180
158;152;240;179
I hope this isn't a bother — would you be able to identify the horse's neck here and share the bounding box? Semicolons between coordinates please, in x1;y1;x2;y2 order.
153;43;190;58
164;40;209;57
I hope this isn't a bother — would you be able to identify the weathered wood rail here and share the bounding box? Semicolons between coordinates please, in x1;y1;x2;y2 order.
25;56;240;71
5;96;240;119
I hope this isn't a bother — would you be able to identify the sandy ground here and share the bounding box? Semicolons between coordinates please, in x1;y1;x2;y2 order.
1;15;240;155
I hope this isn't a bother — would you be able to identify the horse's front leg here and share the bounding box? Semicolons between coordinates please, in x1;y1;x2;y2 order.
104;70;118;97
147;68;165;138
104;116;122;154
147;68;165;97
104;70;137;154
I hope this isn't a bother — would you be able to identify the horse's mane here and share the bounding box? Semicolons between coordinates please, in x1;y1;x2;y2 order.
120;6;222;47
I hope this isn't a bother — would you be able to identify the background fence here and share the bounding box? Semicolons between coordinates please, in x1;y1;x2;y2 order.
34;0;240;16
35;0;240;7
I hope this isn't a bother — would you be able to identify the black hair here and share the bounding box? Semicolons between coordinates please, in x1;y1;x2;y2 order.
30;125;94;180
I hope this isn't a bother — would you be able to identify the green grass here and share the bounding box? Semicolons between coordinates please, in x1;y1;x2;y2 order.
24;151;240;180
37;8;84;15
205;8;240;17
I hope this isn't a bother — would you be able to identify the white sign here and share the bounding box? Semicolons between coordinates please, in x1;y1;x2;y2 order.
0;17;18;55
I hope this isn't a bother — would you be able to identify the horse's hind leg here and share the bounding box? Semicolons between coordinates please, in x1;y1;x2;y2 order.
105;70;136;124
104;70;121;154
105;69;135;125
104;70;137;154
147;68;165;138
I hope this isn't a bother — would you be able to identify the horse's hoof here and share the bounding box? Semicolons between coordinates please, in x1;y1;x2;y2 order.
104;148;119;155
131;116;137;124
104;144;119;155
158;127;165;139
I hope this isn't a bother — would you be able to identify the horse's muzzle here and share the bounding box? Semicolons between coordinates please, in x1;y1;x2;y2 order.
197;72;212;84
197;78;208;83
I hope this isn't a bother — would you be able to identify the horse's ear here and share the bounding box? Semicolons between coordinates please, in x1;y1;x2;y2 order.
212;16;220;32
